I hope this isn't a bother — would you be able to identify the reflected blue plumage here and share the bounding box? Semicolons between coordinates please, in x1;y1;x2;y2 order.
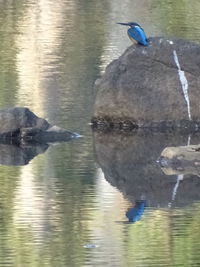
126;200;146;223
117;22;149;46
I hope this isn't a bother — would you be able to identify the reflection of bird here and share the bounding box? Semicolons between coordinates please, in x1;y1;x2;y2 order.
117;22;149;46
126;200;146;223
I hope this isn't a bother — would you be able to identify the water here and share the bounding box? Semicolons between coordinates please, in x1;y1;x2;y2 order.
0;0;200;266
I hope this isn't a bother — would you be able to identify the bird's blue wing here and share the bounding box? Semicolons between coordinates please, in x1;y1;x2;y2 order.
128;26;148;46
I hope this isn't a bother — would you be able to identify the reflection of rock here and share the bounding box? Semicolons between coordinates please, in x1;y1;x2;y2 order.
0;107;78;143
0;142;48;166
93;131;200;207
92;37;200;129
159;145;200;176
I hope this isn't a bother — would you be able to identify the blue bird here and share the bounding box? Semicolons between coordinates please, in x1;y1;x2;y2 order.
117;22;149;46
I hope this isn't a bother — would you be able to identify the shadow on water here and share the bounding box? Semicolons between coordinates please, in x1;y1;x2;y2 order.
93;130;200;208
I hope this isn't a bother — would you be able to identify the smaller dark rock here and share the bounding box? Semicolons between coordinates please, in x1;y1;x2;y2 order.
0;107;79;143
0;107;49;135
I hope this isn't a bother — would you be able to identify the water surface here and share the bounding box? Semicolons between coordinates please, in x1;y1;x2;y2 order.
0;0;200;266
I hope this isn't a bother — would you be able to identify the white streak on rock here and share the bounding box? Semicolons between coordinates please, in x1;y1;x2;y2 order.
168;134;191;208
168;174;184;208
142;50;147;55
167;40;174;45
172;174;184;201
187;134;191;146
173;50;191;120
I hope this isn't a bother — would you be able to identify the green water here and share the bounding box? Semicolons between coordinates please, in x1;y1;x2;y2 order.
0;0;200;266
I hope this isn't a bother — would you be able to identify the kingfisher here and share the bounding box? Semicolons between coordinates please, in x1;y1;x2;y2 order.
117;22;149;46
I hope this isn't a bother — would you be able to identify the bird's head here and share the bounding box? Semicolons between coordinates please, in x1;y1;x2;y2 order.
117;22;141;28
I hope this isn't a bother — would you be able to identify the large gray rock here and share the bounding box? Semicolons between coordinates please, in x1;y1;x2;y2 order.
92;37;200;130
0;107;78;143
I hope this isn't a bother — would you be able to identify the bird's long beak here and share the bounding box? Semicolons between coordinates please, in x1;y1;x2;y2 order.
117;22;129;26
